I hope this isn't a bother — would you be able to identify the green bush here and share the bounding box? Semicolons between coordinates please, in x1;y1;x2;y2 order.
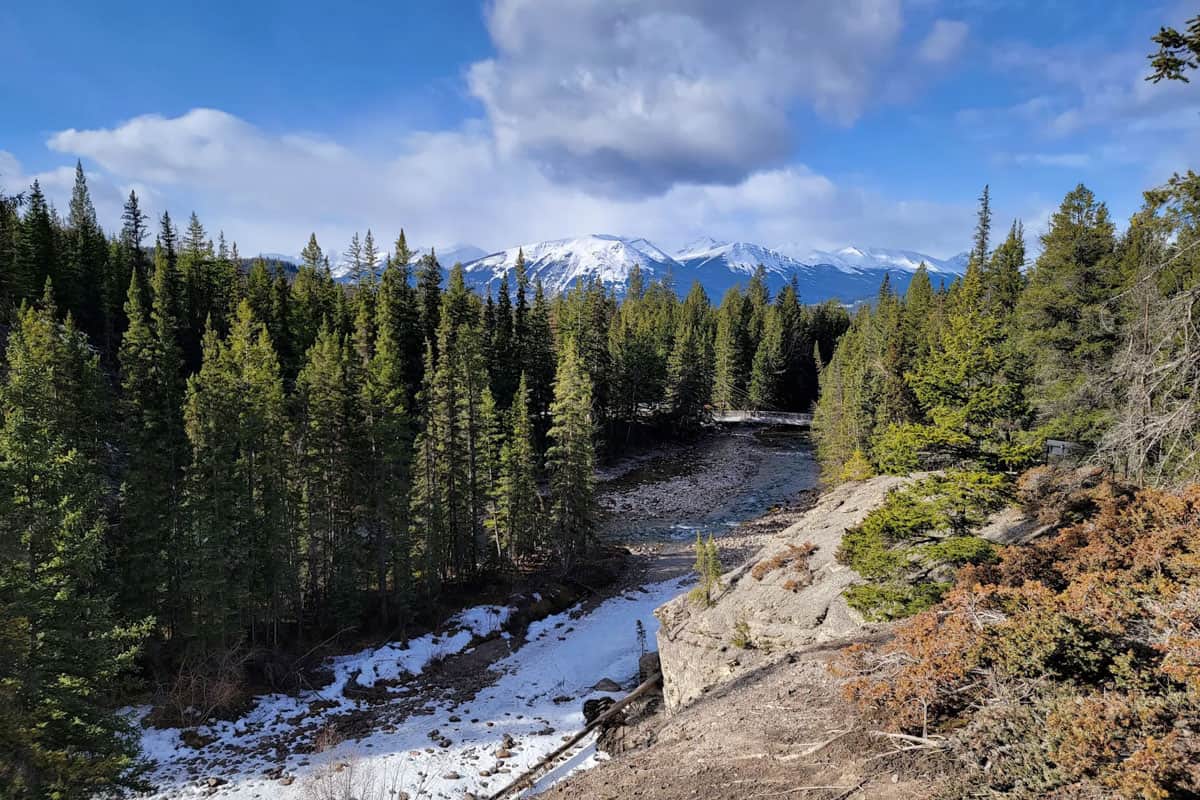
838;470;1010;618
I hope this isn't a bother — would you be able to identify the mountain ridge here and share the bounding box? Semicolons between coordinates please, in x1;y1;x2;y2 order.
257;235;969;304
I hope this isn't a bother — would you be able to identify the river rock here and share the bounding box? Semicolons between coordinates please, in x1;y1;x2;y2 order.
592;678;622;692
655;474;915;712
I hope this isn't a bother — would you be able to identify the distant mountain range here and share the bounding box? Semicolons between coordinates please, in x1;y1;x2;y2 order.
261;235;969;305
462;236;968;304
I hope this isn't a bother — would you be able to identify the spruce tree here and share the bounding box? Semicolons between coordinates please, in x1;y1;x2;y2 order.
546;340;597;564
295;324;359;627
748;305;785;410
12;181;55;305
184;302;292;647
984;220;1026;315
712;287;749;410
0;296;147;797
1016;184;1121;444
417;249;443;353
494;373;542;561
363;258;415;624
526;280;557;446
886;261;1033;472
410;344;447;594
64;163;110;346
665;283;713;430
491;274;517;407
116;248;189;634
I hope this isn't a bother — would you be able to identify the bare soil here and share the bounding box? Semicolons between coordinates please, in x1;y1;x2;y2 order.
537;635;948;800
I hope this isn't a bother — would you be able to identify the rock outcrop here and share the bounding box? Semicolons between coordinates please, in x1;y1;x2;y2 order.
655;475;912;712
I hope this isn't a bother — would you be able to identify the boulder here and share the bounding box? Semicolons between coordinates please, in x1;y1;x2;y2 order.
591;677;622;693
655;475;913;712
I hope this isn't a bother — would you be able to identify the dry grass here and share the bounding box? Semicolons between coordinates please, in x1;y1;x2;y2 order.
750;541;816;584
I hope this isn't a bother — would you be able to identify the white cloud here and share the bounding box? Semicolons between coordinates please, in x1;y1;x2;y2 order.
917;20;968;63
38;108;977;259
467;0;906;195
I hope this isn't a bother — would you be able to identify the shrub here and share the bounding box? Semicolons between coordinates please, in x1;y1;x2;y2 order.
837;470;1008;618
838;448;876;482
150;645;254;727
731;619;753;650
836;480;1200;799
750;541;816;582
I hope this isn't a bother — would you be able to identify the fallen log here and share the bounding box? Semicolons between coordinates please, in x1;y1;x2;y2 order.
486;671;663;800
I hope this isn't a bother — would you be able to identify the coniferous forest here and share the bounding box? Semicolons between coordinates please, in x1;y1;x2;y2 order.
0;169;847;797
2;13;1199;797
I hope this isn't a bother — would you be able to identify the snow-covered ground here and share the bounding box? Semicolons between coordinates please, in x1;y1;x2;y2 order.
136;576;692;799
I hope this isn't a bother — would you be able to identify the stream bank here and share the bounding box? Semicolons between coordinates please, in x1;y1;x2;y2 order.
133;427;820;799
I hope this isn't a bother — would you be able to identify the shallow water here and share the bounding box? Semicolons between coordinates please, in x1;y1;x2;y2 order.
601;427;820;543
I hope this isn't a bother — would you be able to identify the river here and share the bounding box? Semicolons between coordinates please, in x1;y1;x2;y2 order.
136;428;819;800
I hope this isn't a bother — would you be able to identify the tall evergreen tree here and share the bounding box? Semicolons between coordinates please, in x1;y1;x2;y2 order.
1016;184;1121;443
748;305;784;410
711;287;749;410
184;302;292;647
546;340;597;564
12;182;55;305
0;296;146;797
494;373;542;562
417;250;443;354
64;163;109;346
295;325;359;627
665;283;713;430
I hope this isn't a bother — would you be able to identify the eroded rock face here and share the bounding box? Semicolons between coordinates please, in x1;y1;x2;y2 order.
655;475;912;713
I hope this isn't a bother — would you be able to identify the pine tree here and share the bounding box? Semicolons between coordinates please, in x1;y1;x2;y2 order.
418;249;443;354
389;232;425;409
295;324;360;627
344;232;365;284
184;302;292;647
1016;184;1121;444
665;283;713;430
526;280;557;446
0;295;147;797
362;229;380;285
885;261;1033;472
64;163;110;346
972;184;992;266
712;288;749;410
984;220;1026;315
362;262;414;626
116;247;189;634
491;274;517;407
748;305;784;410
12;181;55;305
494;374;542;561
546;340;597;564
119;191;150;308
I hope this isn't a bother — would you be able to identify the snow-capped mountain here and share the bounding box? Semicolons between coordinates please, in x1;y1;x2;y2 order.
791;245;969;276
666;239;968;300
462;234;681;296
269;233;966;303
676;239;801;276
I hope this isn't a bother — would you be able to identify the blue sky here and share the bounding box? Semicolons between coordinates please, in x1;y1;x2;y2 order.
3;0;1197;260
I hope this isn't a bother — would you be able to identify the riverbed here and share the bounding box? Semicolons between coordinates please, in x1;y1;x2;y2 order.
134;428;820;799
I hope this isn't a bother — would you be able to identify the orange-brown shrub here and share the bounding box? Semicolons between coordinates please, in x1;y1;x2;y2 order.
750;542;816;582
836;479;1200;799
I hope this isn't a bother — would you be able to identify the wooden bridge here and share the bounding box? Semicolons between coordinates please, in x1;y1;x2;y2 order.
710;410;813;427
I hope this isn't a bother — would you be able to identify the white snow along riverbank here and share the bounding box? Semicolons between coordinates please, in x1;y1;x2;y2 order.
135;575;692;799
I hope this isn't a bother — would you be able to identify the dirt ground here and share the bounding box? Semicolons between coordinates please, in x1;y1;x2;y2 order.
536;634;947;800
